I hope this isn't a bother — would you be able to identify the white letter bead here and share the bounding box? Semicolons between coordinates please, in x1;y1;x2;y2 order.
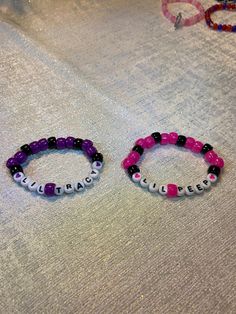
185;185;195;196
90;169;100;179
27;181;39;192
92;161;103;170
83;176;93;187
64;184;74;194
159;185;167;195
132;172;142;183
37;184;45;195
13;172;24;182
20;176;30;187
140;177;149;188
194;184;204;194
207;173;218;183
177;186;185;196
74;181;85;192
202;179;211;189
148;182;158;193
54;185;64;196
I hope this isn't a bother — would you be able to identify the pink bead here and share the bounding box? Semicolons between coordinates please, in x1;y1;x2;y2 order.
214;157;224;168
160;133;170;145
144;136;156;149
185;137;195;149
122;158;134;169
135;138;145;148
169;132;178;144
205;150;218;164
128;151;140;163
167;184;178;198
192;141;203;153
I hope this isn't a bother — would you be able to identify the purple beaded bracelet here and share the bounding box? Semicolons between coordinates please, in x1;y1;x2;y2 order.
6;136;104;197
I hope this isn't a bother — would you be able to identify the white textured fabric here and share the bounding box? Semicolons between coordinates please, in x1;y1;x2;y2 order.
0;1;236;313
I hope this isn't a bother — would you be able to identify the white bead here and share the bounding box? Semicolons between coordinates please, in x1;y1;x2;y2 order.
90;169;100;179
37;184;45;195
140;177;149;188
13;172;24;183
83;176;93;187
64;183;74;194
131;172;142;183
207;173;218;183
201;179;211;189
74;181;85;192
177;186;185;196
148;182;158;193
185;185;195;196
27;181;39;192
20;176;30;187
54;185;64;196
159;185;167;195
194;183;204;195
92;161;103;170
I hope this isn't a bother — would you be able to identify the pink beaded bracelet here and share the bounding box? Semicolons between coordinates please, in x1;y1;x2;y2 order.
122;132;224;198
161;0;205;27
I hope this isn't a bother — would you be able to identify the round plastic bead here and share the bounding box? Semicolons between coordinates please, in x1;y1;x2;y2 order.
169;132;178;144
56;138;66;150
37;184;45;195
214;157;224;168
132;172;142;183
13;172;24;183
177;186;185;196
38;139;48;151
83;177;93;187
207;173;218;183
20;144;32;156
64;184;74;194
149;182;158;193
140;177;149;188
92;161;103;170
185;137;195;149
14;151;27;164
176;135;187;147
194;184;204;194
27;181;39;192
55;185;64;196
74;181;85;192
44;183;56;196
144;136;156;149
159;185;167;195
185;185;195;196
167;184;178;198
160;133;169;145
192;141;204;153
20;176;30;187
90;169;100;179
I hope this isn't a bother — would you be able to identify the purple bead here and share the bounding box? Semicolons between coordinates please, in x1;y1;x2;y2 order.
82;139;93;150
14;151;27;164
38;138;48;151
56;137;66;149
29;141;40;154
86;146;97;157
6;157;18;168
44;183;56;196
65;136;75;148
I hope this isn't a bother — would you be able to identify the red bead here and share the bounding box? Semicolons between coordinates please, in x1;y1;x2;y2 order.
205;150;218;164
226;25;232;32
185;137;195;149
169;132;178;144
167;184;178;198
122;158;134;169
222;24;227;31
144;136;156;149
128;151;140;163
160;133;169;145
213;23;218;30
214;157;224;168
192;141;203;153
135;138;145;148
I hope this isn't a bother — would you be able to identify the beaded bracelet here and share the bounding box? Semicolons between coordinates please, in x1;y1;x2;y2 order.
6;137;104;197
161;0;205;27
122;132;224;198
205;3;236;32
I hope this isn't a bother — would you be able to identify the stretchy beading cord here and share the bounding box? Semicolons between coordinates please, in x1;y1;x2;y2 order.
6;137;104;197
161;0;205;27
122;132;224;198
205;3;236;32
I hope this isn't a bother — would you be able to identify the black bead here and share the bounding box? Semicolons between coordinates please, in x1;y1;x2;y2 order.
127;165;140;177
151;132;161;143
176;135;187;147
20;144;32;156
208;165;221;177
92;152;103;162
201;143;213;155
10;165;23;176
132;145;144;156
73;138;83;150
47;137;56;149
